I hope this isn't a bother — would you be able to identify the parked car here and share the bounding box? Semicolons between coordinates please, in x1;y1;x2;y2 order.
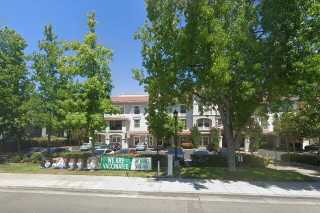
45;147;68;154
108;143;121;151
22;147;47;157
136;143;146;151
304;144;320;152
167;148;184;159
80;143;92;151
193;149;210;156
94;148;112;155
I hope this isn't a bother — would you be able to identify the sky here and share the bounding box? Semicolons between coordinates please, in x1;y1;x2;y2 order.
0;0;147;96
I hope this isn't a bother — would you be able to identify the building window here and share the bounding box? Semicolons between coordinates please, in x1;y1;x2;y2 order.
134;119;140;128
148;136;153;146
134;136;140;145
180;105;187;113
110;120;122;130
197;118;211;128
134;106;140;114
110;135;121;144
201;136;209;146
180;119;187;130
118;105;124;114
216;116;222;126
198;104;204;115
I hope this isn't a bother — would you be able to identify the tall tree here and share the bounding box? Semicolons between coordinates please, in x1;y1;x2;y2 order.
135;0;318;171
0;27;32;152
261;0;320;144
63;12;114;153
136;0;262;171
32;25;67;145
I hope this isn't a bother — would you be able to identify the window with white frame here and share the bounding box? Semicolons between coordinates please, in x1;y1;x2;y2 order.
110;135;121;144
134;106;140;114
197;118;211;128
134;119;140;128
201;136;209;146
134;136;140;145
148;136;153;146
180;105;187;113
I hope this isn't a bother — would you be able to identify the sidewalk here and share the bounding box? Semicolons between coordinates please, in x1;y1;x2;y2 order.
1;173;320;198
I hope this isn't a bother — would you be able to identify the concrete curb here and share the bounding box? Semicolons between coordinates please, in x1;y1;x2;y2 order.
1;185;320;201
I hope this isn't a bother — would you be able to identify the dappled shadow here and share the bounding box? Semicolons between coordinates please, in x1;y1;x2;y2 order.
154;176;208;190
153;168;320;193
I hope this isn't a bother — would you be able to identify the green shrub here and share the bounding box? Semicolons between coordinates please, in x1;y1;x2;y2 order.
30;152;44;163
281;153;320;166
8;154;23;163
237;154;269;168
191;154;268;168
60;151;91;159
191;154;228;167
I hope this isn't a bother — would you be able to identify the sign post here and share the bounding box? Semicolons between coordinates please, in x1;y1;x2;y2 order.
167;154;173;176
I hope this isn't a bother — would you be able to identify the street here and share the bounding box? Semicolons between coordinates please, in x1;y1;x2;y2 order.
0;189;319;213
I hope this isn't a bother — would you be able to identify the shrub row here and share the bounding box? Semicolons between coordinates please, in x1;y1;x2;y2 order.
191;154;269;168
8;151;92;163
281;153;320;166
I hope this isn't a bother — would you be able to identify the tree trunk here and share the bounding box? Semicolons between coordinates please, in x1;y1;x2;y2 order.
219;104;236;172
90;130;95;154
47;127;51;148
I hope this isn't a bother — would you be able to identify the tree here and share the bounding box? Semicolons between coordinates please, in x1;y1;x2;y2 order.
63;12;114;153
135;0;262;171
190;126;200;148
135;0;319;171
261;0;320;150
32;25;67;145
210;128;220;151
0;27;33;152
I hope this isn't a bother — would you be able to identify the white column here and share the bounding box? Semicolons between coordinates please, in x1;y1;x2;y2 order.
275;136;281;148
302;138;310;150
244;137;250;153
218;136;223;149
41;128;47;137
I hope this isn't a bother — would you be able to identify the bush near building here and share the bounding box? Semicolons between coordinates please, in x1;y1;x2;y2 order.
281;153;320;166
191;154;269;168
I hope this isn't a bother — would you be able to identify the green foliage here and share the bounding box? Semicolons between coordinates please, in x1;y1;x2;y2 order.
210;128;220;151
191;154;228;167
190;126;200;148
60;151;91;160
31;25;67;144
191;154;268;168
62;12;115;152
135;0;319;172
0;27;33;151
281;153;320;166
30;152;43;163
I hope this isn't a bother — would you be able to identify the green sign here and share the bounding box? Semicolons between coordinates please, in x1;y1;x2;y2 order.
100;156;152;171
100;156;132;170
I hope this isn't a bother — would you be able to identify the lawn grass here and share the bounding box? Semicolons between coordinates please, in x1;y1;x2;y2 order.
179;166;314;181
0;163;164;177
0;163;314;181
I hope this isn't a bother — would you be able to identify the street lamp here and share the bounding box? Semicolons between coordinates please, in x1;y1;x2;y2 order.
173;109;178;161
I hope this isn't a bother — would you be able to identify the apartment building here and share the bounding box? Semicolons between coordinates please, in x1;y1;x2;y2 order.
97;94;224;149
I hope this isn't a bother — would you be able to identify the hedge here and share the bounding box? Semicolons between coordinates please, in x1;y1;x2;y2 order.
191;154;228;167
191;154;268;168
281;153;320;166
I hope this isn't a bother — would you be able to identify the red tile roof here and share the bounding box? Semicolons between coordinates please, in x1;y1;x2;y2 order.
111;95;149;104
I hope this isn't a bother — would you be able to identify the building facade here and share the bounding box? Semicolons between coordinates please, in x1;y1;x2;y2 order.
97;94;224;149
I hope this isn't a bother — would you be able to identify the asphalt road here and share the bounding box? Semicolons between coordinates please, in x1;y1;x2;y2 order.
0;189;320;213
